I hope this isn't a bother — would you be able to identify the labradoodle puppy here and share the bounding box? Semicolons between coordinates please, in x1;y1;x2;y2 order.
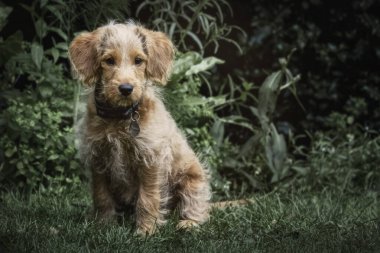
69;21;210;235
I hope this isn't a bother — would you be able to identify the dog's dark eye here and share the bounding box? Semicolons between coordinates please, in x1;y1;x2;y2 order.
135;57;143;65
105;57;115;66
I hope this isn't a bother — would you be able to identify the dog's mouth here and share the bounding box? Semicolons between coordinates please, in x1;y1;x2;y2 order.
94;86;140;119
114;95;135;107
113;86;135;107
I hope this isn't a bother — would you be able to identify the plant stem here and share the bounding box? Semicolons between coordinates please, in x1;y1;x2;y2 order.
178;0;208;52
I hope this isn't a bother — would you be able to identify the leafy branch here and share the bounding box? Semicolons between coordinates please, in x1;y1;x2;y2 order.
136;0;245;55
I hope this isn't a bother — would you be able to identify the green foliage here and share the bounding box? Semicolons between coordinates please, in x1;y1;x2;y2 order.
0;1;82;192
0;5;12;30
240;0;380;131
0;6;22;65
1;0;377;196
167;51;225;121
201;1;380;195
68;0;131;31
291;132;380;193
254;56;300;184
0;100;81;191
203;53;302;196
136;0;245;55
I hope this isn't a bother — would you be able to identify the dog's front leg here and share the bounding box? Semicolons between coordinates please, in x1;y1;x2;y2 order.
92;170;116;222
135;167;161;236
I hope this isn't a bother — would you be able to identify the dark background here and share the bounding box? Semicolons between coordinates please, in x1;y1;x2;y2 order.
3;0;380;133
1;0;379;194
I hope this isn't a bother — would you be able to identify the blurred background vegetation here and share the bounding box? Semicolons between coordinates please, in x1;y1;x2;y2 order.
0;0;379;197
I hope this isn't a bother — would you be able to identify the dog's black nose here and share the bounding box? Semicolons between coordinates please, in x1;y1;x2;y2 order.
118;84;134;96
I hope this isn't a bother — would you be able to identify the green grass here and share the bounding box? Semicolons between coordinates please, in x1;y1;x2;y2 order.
0;188;379;253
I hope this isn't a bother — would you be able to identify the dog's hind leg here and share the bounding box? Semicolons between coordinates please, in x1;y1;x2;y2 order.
176;160;211;230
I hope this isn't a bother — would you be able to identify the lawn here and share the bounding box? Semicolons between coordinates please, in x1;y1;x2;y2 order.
0;187;379;253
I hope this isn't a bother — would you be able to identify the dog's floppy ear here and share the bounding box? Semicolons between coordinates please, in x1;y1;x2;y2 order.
69;31;99;85
138;27;175;85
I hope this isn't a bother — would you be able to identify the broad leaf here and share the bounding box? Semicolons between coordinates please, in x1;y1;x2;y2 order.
171;52;202;81
0;31;23;65
185;56;224;76
0;6;12;30
31;43;43;70
34;18;48;40
258;71;283;130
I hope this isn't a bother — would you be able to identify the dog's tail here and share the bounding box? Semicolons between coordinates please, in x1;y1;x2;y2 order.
210;199;255;209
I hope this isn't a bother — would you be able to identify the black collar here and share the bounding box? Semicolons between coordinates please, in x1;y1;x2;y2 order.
95;99;139;119
94;84;139;119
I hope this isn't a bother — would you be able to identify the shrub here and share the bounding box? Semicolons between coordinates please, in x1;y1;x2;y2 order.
135;0;245;55
232;0;380;132
0;0;241;193
2;0;375;196
209;54;301;196
0;3;82;192
290;132;380;193
0;100;81;191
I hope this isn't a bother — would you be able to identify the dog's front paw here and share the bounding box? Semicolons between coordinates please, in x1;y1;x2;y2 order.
176;220;200;231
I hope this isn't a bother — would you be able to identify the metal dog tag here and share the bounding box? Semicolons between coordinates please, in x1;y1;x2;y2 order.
129;121;140;136
129;112;140;137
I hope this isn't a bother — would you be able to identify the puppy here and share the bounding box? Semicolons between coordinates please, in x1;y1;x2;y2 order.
69;22;211;235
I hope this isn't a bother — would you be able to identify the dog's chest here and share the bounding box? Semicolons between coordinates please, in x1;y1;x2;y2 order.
85;121;145;178
84;115;170;180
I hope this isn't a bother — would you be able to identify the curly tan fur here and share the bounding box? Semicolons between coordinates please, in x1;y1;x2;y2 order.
69;22;210;235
